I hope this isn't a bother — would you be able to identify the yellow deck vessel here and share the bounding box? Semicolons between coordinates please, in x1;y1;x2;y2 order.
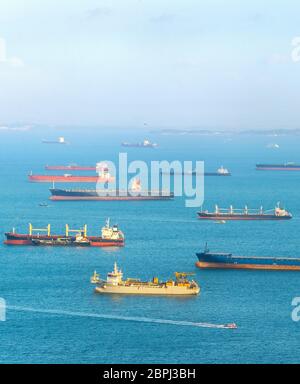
91;263;200;296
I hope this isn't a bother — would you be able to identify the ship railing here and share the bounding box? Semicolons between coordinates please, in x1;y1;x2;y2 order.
213;208;265;213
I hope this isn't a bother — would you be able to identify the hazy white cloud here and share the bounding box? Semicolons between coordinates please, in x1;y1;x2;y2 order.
86;6;112;19
0;37;24;68
150;13;175;24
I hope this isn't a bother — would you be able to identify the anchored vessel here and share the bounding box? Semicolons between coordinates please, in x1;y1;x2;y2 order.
91;263;200;295
161;166;231;176
45;165;97;171
4;219;124;247
42;136;67;144
196;244;300;271
49;179;173;201
256;163;300;171
198;203;292;220
121;139;158;148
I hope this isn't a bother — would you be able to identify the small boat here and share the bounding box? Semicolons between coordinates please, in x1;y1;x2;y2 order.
32;234;90;246
39;202;49;207
215;220;226;224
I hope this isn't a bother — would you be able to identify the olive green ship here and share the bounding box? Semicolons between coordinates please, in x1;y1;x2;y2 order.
91;263;200;296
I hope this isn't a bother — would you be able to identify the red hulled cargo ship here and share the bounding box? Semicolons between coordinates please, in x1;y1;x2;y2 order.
4;219;124;247
45;165;97;171
28;174;114;183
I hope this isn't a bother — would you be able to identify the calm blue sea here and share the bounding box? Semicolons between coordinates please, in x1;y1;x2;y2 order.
0;128;300;364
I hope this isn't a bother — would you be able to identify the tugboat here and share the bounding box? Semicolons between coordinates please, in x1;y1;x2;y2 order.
91;263;200;295
198;203;292;221
32;233;90;246
195;244;300;271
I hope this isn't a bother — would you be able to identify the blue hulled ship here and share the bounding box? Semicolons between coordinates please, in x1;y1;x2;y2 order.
196;244;300;271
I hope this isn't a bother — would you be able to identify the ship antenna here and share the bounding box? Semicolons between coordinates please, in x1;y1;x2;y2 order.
204;242;209;253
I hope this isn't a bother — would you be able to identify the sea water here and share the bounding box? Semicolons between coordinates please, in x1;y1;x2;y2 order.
0;128;299;363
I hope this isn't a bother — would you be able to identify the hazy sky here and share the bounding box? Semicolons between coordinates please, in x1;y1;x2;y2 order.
0;0;300;129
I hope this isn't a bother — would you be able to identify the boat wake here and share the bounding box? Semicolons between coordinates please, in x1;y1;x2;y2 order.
7;305;237;330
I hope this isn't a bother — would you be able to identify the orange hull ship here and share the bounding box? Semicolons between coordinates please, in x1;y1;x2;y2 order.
4;219;124;247
28;174;114;183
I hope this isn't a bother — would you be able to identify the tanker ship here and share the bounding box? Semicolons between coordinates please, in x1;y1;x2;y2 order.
4;219;124;247
196;244;300;271
197;203;292;220
28;167;113;183
91;263;200;295
49;179;174;201
160;166;231;176
45;164;97;171
256;163;300;171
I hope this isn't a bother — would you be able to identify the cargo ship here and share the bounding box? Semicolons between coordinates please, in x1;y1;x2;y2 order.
160;166;231;176
195;244;300;271
50;189;174;201
45;164;97;171
91;263;200;295
256;163;300;171
197;203;292;220
4;219;124;247
42;136;67;144
28;171;114;183
45;162;109;171
121;139;158;148
49;178;174;201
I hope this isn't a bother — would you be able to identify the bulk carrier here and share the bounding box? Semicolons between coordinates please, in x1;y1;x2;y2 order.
198;204;292;220
256;163;300;171
4;219;124;247
49;179;174;201
196;244;300;271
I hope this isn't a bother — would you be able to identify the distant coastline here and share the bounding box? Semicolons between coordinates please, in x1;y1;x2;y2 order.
150;128;300;136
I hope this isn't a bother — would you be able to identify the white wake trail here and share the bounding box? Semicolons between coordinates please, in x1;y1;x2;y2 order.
7;305;236;329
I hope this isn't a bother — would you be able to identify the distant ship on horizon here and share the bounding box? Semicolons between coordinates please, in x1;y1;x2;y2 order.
42;136;68;144
121;139;158;148
256;162;300;171
160;166;231;176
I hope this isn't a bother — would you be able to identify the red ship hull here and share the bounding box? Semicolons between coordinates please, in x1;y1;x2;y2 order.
45;166;97;171
4;233;124;247
28;175;114;183
197;215;291;220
